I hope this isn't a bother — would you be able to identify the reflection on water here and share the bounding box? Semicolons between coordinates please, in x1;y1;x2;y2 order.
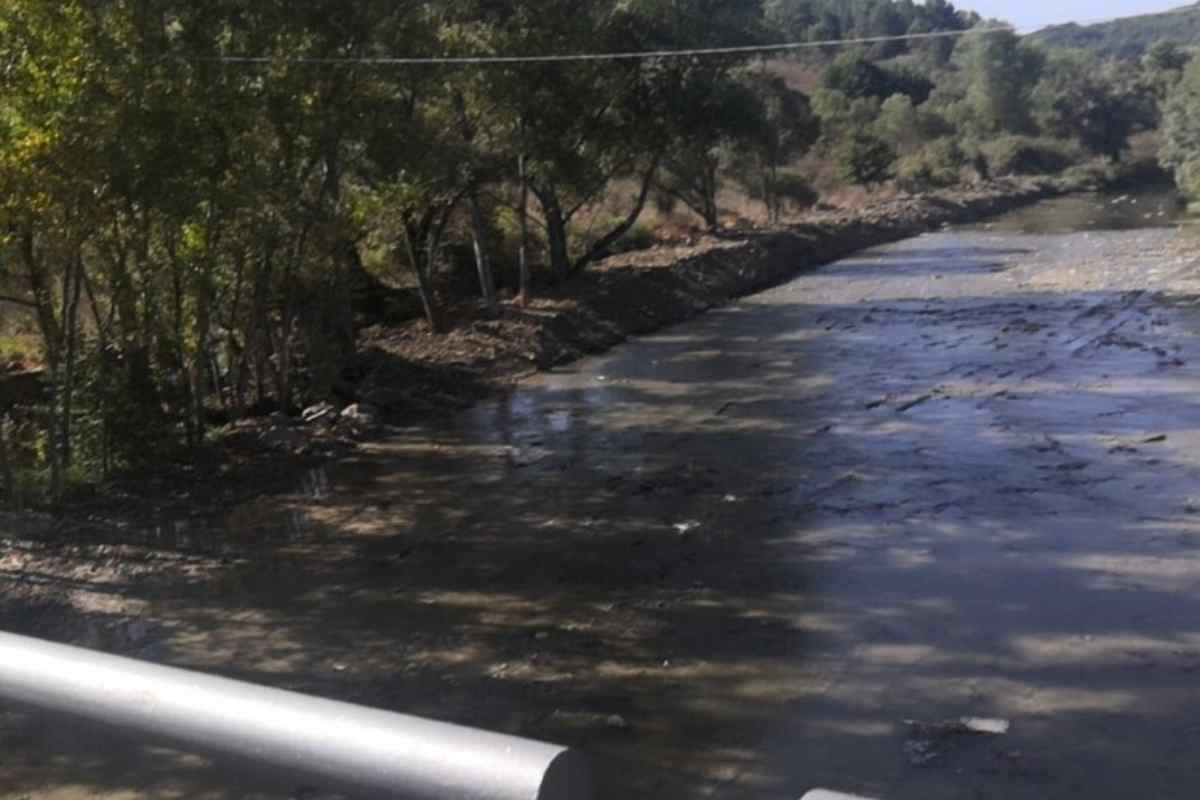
968;186;1184;235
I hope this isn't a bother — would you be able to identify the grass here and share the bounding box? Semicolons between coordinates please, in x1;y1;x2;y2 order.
0;331;42;369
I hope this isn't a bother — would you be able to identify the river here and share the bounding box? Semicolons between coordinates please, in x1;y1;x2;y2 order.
6;188;1200;799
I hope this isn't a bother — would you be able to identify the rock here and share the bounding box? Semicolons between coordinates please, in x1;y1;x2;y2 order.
959;717;1010;734
301;402;336;425
339;403;380;426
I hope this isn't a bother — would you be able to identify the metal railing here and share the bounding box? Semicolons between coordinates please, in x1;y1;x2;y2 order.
0;630;885;800
0;630;591;800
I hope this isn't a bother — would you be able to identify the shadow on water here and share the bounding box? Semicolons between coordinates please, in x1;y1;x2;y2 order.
7;206;1200;799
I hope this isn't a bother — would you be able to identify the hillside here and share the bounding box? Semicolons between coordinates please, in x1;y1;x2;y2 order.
1030;3;1200;60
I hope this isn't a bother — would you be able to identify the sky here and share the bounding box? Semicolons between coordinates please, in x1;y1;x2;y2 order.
956;0;1187;30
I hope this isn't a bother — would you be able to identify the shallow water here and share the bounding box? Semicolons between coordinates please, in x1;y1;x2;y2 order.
965;185;1184;235
8;191;1200;799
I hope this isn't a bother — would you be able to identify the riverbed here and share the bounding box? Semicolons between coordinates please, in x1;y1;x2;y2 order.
5;190;1200;799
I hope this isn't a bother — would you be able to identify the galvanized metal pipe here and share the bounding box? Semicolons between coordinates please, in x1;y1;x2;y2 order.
0;630;591;800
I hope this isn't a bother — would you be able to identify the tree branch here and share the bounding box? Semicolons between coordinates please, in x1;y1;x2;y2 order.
0;293;37;309
572;153;662;274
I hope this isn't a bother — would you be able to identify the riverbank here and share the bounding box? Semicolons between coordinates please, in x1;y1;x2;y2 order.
0;174;1095;521
352;176;1079;418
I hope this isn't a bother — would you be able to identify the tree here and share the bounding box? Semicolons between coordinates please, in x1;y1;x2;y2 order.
956;30;1043;136
1145;41;1192;73
823;51;892;99
1161;58;1200;201
875;94;922;154
1033;50;1144;162
837;131;896;185
739;75;821;224
657;76;765;230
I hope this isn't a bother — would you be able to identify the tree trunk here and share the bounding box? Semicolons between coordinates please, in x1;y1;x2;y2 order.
451;91;499;312
516;153;532;306
467;190;499;314
188;264;214;447
0;415;13;508
249;242;275;411
60;255;84;475
535;185;571;283
573;156;661;273
702;164;720;231
401;225;443;334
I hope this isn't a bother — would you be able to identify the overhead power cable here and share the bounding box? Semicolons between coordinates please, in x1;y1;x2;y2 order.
180;4;1200;68
188;25;1018;66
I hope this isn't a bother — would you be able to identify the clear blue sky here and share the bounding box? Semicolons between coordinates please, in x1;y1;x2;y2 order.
959;0;1186;29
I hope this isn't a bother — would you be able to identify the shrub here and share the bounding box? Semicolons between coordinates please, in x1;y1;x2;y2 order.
769;173;819;212
608;221;657;254
895;139;967;192
836;132;896;185
981;136;1082;176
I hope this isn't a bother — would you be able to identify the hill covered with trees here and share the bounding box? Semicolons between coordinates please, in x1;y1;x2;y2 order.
1030;3;1200;61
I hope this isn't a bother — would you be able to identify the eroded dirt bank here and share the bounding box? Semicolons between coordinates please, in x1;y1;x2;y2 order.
8;190;1200;799
354;178;1074;413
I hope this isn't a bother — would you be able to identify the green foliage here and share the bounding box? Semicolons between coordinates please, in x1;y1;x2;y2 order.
0;0;1160;506
1032;50;1147;161
823;52;893;99
1145;41;1193;73
0;334;38;368
895;139;967;192
1141;41;1194;111
823;53;935;102
812;89;883;150
609;222;657;254
766;0;979;62
874;94;921;153
1031;8;1200;61
956;31;1044;136
836;132;897;185
752;172;819;213
981;136;1081;177
1161;57;1200;200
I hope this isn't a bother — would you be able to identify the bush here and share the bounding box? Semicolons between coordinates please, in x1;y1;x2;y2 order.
769;173;819;211
836;132;896;185
608;221;657;254
895;139;968;192
981;136;1082;176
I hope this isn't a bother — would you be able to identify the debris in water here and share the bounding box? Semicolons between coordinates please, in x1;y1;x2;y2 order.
1142;434;1169;444
896;393;934;413
301;402;336;425
903;717;1010;765
959;717;1010;734
673;521;701;534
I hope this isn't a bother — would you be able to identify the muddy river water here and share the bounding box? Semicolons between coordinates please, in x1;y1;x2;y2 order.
7;189;1200;799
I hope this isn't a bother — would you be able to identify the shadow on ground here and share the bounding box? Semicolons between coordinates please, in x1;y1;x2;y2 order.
7;231;1200;799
